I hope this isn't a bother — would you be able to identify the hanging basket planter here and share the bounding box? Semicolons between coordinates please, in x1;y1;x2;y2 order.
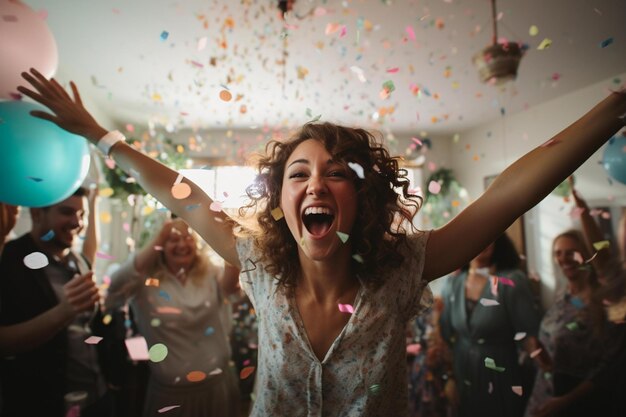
472;42;524;85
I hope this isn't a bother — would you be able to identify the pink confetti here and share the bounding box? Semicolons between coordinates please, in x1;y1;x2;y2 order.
428;181;441;194
84;336;103;345
405;26;416;40
512;386;523;396
339;25;347;38
123;223;131;233
530;348;542;358
411;137;423;146
209;201;223;212
338;303;354;314
573;251;584;264
158;405;181;414
96;251;114;260
190;60;204;68
386;67;399;73
125;336;149;361
157;306;183;315
406;343;421;355
497;277;515;287
490;276;499;297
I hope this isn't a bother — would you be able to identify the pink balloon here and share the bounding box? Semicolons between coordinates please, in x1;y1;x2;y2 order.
0;0;58;99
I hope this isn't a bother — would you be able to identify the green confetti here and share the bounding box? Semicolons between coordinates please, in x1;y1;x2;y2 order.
352;254;364;263
565;321;579;331
149;343;168;363
368;384;381;396
336;231;350;243
484;357;506;372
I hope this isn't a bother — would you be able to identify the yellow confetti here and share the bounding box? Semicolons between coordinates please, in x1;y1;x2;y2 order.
142;205;155;216
593;240;610;251
99;212;112;224
271;207;284;221
529;25;539;36
537;38;552;50
102;314;112;325
99;187;114;198
151;92;162;102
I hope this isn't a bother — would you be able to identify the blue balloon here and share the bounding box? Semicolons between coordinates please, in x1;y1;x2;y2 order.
0;101;90;207
603;135;626;185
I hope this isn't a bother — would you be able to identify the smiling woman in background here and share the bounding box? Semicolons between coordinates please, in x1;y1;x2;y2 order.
106;218;241;417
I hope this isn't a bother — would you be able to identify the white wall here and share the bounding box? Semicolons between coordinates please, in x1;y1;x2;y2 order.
449;72;626;308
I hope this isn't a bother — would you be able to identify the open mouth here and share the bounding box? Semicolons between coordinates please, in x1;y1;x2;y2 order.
302;207;335;237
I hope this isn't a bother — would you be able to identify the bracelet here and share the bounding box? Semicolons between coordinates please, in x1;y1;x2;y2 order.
97;130;125;156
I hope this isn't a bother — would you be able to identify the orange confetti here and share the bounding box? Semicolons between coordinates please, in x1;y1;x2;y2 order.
240;366;255;379
219;90;232;102
187;371;207;382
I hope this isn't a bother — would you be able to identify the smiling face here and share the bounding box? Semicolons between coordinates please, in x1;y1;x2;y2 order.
163;220;197;273
553;235;585;280
280;139;358;263
32;195;86;254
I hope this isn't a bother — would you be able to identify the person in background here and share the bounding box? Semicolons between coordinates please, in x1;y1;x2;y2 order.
524;181;619;417
105;218;241;417
16;67;626;416
0;187;113;417
0;203;19;254
439;233;542;417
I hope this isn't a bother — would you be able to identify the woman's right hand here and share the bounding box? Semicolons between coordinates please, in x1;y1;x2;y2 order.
17;68;107;143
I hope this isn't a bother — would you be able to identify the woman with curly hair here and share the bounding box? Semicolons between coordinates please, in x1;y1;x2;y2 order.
16;68;626;416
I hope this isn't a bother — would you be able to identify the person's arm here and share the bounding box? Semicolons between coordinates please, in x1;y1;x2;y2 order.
81;186;99;266
0;203;19;254
217;262;241;298
0;272;99;355
18;69;240;268
569;176;611;274
423;91;626;282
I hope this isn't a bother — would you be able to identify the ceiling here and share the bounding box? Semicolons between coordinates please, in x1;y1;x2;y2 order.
15;0;626;138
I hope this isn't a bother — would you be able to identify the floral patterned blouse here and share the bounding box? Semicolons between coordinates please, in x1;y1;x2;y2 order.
236;231;432;417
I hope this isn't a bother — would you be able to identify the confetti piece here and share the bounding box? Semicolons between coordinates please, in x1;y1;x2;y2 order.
158;405;181;414
484;357;505;372
240;366;255;379
350;66;367;83
405;26;415;40
570;297;585;309
271;207;284;221
99;187;114;198
529;25;539;36
145;278;160;287
514;332;527;341
197;36;208;51
185;203;201;211
593;240;610;251
23;252;48;269
148;343;168;363
171;182;191;200
156;306;182;315
599;37;614;48
428;181;441;194
530;348;542;358
84;336;103;345
573;251;584;264
348;162;365;179
219;90;232;101
209;201;223;212
336;231;349;243
352;254;364;263
125;336;149;360
187;371;207;382
338;303;354;314
565;321;579;331
160;30;169;41
537;38;552;50
512;386;523;396
479;298;500;307
368;384;381;396
209;368;223;376
204;326;215;336
154;245;163;251
151;318;161;327
40;230;55;242
497;277;515;287
102;314;112;325
96;251;114;260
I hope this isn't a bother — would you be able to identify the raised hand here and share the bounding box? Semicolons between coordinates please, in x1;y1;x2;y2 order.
17;68;107;141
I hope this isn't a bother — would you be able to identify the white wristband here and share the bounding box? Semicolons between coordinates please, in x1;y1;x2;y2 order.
97;130;125;156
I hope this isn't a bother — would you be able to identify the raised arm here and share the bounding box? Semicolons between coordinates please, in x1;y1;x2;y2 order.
569;176;612;274
218;262;242;298
17;69;240;267
423;91;626;282
81;185;99;266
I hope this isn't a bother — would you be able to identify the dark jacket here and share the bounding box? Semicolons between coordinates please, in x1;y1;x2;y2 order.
0;233;99;417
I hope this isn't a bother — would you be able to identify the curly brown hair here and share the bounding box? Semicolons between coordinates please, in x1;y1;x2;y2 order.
239;122;422;289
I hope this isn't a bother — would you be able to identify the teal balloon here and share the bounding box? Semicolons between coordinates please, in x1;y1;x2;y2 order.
603;135;626;185
0;101;90;207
